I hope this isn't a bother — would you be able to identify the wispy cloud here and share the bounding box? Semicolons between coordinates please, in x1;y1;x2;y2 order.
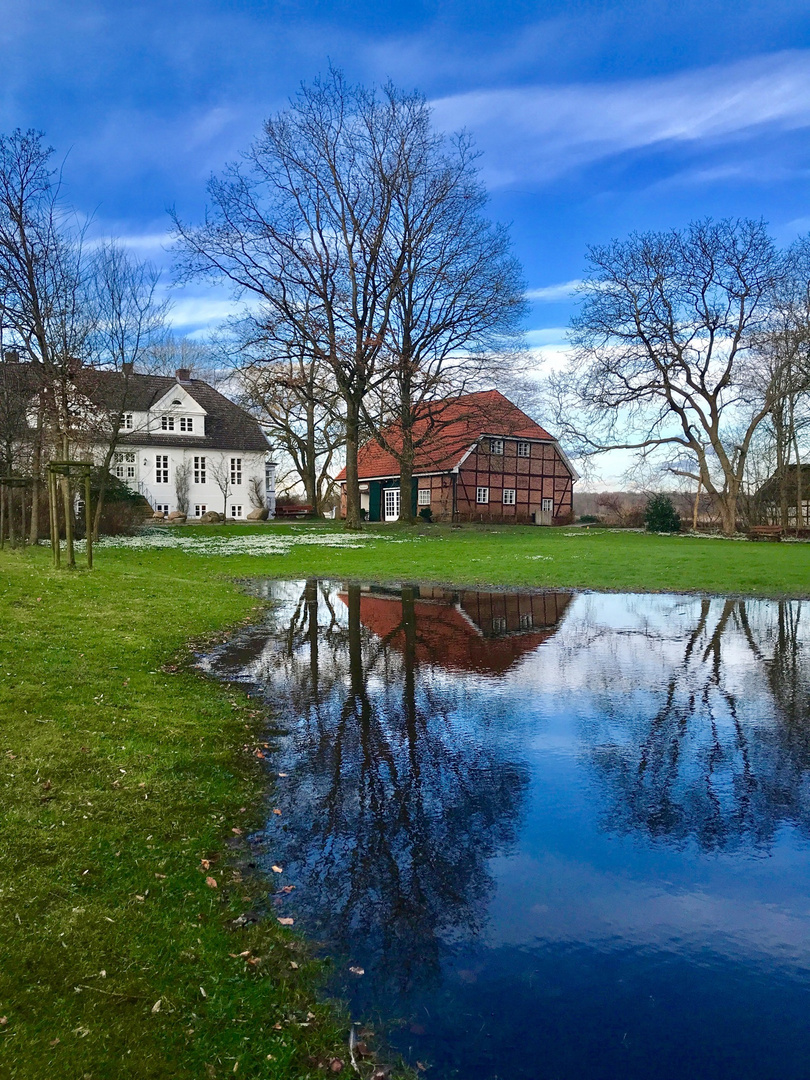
431;50;810;186
526;280;582;302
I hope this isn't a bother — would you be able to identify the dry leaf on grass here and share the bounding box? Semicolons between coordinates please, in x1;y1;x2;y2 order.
277;917;294;926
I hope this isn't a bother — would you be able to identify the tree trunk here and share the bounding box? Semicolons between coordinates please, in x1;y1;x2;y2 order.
304;400;319;514
717;491;738;536
399;453;414;525
344;397;362;530
794;430;803;530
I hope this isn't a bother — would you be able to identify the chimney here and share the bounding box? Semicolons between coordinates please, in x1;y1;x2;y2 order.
122;361;133;377
176;367;191;382
3;349;20;363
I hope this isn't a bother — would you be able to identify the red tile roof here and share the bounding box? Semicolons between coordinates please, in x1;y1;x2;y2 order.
337;588;572;676
335;389;555;481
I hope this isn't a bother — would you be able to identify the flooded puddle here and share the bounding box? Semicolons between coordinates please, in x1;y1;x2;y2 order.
200;581;810;1080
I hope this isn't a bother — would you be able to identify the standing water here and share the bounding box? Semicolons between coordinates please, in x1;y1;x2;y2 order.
201;581;810;1080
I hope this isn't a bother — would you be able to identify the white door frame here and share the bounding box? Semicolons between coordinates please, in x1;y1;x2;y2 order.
384;487;401;521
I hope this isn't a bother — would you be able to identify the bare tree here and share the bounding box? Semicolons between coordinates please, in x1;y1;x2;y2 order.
82;239;167;536
551;219;786;535
366;129;527;522
173;71;454;528
0;129;90;547
234;314;343;514
174;458;191;515
209;454;233;517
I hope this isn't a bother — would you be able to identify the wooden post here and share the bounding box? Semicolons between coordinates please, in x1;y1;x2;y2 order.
85;471;93;570
50;470;61;568
8;484;16;549
61;473;74;568
0;483;5;551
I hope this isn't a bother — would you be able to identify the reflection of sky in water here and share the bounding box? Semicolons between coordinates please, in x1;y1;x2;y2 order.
202;583;810;1080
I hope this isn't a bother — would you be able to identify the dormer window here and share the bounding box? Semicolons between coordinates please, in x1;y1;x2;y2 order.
179;417;193;432
123;413;133;430
161;416;175;431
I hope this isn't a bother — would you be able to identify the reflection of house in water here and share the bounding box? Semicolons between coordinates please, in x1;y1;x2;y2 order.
339;586;572;676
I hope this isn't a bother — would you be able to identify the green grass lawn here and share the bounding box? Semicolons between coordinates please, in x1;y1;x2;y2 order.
1;523;808;1079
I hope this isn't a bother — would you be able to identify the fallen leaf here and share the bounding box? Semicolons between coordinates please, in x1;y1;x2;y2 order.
154;873;167;879
151;999;162;1014
41;780;52;791
49;1037;60;1047
278;772;288;777
271;865;283;874
289;961;299;970
329;1060;344;1073
205;877;217;889
0;1017;6;1025
231;827;242;835
199;987;207;999
272;808;282;816
200;859;210;870
277;917;294;926
280;884;296;894
349;966;365;976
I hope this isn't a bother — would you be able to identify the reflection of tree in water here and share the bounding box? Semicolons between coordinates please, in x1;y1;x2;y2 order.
581;597;810;850
237;581;532;998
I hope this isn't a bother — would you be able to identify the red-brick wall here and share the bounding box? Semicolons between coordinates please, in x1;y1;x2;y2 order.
454;438;574;524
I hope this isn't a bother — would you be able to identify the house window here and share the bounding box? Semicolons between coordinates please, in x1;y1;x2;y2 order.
503;488;516;505
123;413;133;430
541;498;553;514
417;488;431;506
114;451;137;480
489;438;504;455
194;504;207;517
194;456;206;484
476;487;489;504
154;503;170;515
230;457;242;485
492;616;507;633
517;441;530;457
230;504;243;518
155;455;169;484
161;415;175;431
179;416;194;432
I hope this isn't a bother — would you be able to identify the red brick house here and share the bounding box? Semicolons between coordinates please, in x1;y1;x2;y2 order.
336;389;578;524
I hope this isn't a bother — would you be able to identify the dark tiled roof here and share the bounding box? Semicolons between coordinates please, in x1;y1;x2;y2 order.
336;389;556;481
3;364;269;453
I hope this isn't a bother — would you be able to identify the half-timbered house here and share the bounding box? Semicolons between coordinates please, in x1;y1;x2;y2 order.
336;389;578;524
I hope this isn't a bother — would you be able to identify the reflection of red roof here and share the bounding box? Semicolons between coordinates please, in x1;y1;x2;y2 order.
338;589;571;676
335;390;555;481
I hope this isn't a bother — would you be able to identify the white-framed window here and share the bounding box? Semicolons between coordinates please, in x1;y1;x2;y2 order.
155;455;169;484
417;488;431;506
384;488;401;521
230;457;242;485
517;441;530;457
123;413;133;430
154;503;170;515
114;451;136;480
179;416;194;432
230;504;243;518
519;613;533;630
489;438;504;455
503;488;516;505
541;498;553;514
492;616;507;633
194;455;206;484
194;504;207;517
476;487;489;504
161;416;175;431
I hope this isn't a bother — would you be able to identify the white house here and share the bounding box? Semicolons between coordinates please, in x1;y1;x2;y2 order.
94;366;276;519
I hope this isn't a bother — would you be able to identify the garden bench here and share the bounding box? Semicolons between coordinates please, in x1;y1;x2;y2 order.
275;504;314;518
748;525;784;541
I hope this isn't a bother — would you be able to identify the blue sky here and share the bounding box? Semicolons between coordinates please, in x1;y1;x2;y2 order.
3;0;810;476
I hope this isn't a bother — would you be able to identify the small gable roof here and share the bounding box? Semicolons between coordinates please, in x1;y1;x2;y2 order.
336;389;559;481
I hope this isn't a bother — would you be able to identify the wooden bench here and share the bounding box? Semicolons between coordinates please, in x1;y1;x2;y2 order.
748;525;784;541
275;504;314;518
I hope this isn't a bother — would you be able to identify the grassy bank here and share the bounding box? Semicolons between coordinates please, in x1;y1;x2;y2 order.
0;547;377;1080
2;522;808;1078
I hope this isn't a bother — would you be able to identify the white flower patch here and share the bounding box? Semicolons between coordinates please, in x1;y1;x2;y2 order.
74;528;404;557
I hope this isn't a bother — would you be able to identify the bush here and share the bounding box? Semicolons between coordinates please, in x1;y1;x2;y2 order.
645;493;681;533
418;506;433;523
579;514;600;523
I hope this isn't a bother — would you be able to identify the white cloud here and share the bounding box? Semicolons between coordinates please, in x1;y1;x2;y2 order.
526;279;582;302
431;50;810;186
